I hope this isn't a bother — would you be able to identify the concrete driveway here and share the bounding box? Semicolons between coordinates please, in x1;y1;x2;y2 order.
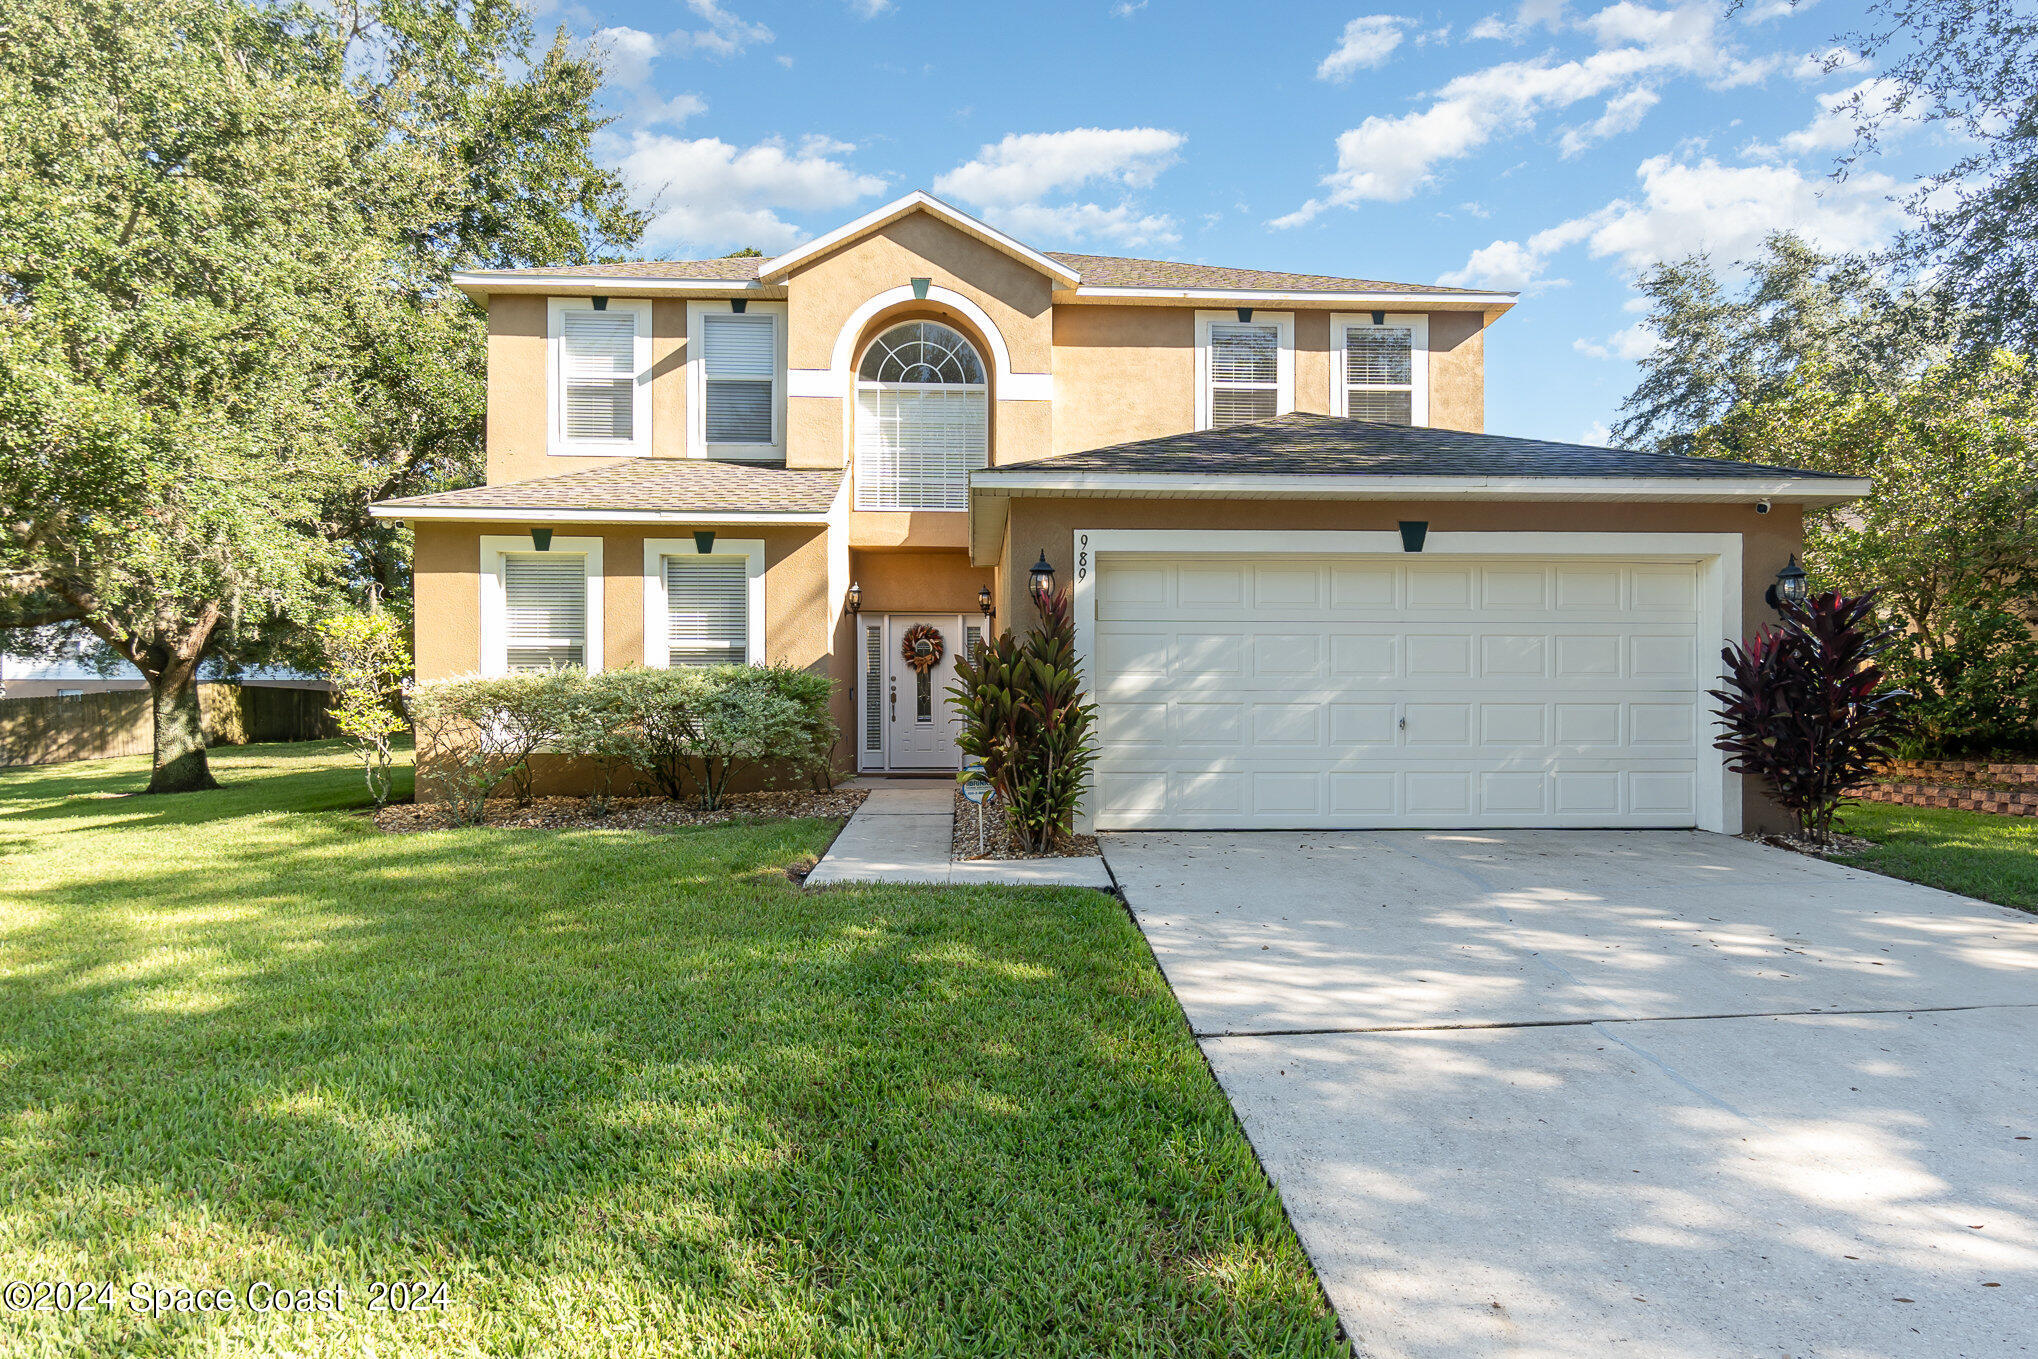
1103;830;2038;1359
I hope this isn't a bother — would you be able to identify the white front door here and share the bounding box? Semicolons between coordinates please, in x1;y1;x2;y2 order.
885;613;965;769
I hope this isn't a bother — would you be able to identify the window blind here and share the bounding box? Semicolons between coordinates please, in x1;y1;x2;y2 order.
666;556;749;666
503;553;586;671
1344;324;1415;426
562;311;637;442
1208;322;1279;427
703;313;776;445
853;386;986;510
864;622;883;751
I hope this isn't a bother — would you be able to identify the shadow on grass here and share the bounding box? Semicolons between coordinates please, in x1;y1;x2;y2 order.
0;746;1341;1356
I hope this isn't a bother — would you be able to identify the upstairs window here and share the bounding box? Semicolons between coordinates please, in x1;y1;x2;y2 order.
687;301;786;460
1335;313;1428;425
503;553;587;671
854;321;987;512
549;299;651;456
1195;311;1293;430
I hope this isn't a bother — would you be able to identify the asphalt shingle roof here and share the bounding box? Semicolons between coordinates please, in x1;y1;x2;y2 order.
468;253;1496;296
972;413;1848;481
376;459;842;515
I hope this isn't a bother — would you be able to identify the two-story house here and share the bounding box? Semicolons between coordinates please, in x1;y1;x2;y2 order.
373;191;1866;834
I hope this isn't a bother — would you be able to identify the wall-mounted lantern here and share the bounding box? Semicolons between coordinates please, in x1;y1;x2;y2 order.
1765;555;1810;611
1398;521;1428;553
1028;551;1056;606
846;580;861;615
530;527;553;552
977;585;995;620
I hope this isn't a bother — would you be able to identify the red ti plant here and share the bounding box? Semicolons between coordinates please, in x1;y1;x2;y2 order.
1710;589;1904;841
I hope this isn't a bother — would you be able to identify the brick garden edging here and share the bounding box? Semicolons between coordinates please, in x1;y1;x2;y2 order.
1859;759;2038;817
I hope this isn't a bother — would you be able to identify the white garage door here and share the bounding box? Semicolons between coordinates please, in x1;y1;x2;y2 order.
1090;554;1708;829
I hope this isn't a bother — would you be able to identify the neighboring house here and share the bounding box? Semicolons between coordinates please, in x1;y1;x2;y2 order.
372;190;1867;834
0;646;329;700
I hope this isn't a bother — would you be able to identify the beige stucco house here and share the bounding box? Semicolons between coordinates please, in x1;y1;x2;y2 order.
373;191;1867;834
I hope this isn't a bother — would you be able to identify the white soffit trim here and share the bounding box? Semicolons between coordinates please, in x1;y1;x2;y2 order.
759;190;1081;286
370;506;831;525
451;273;781;302
968;472;1870;502
1054;286;1518;309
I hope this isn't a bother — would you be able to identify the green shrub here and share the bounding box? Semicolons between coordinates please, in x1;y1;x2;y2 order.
1883;605;2038;757
314;607;410;806
599;667;707;802
556;672;645;816
407;671;576;820
950;587;1097;853
692;663;835;810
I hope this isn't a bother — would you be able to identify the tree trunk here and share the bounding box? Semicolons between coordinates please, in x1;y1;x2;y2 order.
146;663;217;793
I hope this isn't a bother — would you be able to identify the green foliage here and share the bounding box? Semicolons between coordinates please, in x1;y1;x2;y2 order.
1711;592;1905;841
1611;233;1952;454
0;0;639;790
406;670;573;821
1692;353;2038;755
1840;0;2038;359
314;608;411;806
414;665;837;815
950;589;1099;854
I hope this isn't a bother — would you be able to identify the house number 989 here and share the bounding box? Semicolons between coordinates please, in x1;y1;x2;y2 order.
1077;534;1089;581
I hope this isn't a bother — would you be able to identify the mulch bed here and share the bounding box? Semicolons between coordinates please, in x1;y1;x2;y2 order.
951;789;1101;861
377;788;867;834
1743;830;1878;859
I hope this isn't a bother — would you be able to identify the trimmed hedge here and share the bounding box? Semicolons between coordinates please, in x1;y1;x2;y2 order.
409;665;834;821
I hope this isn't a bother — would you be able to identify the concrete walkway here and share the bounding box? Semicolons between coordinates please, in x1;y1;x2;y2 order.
1106;829;2038;1359
804;781;1113;888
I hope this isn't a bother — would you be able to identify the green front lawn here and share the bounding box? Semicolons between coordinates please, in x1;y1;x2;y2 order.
0;743;1342;1357
1836;800;2038;914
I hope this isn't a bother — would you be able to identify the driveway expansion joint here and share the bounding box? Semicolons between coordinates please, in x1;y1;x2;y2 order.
1192;1000;2038;1041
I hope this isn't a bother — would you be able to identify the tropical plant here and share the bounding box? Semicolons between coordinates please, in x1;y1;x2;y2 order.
950;588;1098;854
1711;590;1906;842
314;606;411;806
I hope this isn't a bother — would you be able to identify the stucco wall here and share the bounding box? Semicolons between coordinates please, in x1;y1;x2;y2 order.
1049;305;1490;457
485;297;689;485
849;549;994;617
994;497;1804;833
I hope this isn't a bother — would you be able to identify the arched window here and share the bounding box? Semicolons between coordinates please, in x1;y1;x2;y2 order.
854;321;987;511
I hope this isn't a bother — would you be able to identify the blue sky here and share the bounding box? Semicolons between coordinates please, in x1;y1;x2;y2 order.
538;0;1944;444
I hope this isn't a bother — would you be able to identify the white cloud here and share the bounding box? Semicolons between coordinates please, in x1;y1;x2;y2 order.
1317;15;1409;82
622;134;886;252
1276;0;1779;225
593;26;662;89
1579;419;1613;445
1745;77;1909;158
1438;238;1547;290
675;0;773;57
850;0;892;16
933;127;1184;246
1113;0;1149;15
1469;0;1570;43
1439;149;1905;292
1572;322;1659;360
1558;85;1660;156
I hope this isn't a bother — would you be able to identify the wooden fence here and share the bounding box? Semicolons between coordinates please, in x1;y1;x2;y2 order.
0;685;338;769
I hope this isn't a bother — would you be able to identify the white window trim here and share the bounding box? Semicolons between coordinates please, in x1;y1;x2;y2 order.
686;300;788;462
642;536;765;667
547;298;652;458
1065;528;1743;838
1332;312;1428;425
479;534;604;676
1194;310;1294;431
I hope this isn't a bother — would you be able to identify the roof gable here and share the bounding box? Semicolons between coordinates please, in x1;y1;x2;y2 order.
759;191;1081;287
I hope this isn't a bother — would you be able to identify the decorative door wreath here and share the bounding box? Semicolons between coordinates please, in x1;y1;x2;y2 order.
901;624;945;672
